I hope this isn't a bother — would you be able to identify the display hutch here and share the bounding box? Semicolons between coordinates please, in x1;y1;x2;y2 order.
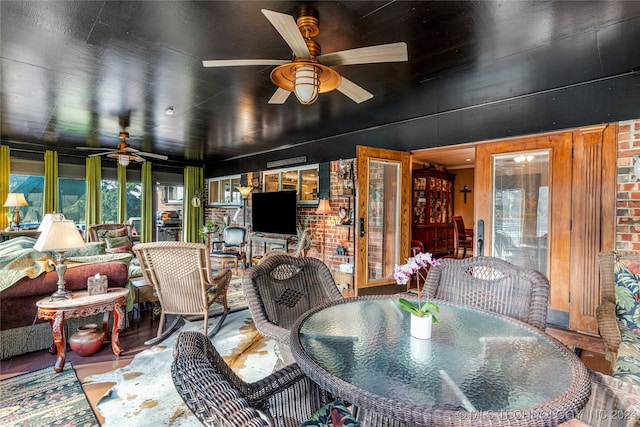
412;168;455;255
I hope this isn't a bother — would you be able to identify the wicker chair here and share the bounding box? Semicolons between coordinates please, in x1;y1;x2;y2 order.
134;242;232;345
423;256;550;330
596;250;640;381
242;255;343;365
571;370;640;427
171;331;336;427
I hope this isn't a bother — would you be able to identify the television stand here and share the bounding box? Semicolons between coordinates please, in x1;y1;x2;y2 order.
248;233;297;266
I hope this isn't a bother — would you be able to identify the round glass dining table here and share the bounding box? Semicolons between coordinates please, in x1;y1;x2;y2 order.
290;296;591;427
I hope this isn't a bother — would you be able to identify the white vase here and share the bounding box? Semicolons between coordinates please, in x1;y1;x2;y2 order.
410;313;433;340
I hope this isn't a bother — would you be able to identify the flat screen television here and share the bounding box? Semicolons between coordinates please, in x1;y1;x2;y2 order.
251;190;297;235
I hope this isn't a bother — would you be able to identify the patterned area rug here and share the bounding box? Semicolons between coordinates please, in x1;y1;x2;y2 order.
207;273;247;317
0;363;99;427
83;309;278;426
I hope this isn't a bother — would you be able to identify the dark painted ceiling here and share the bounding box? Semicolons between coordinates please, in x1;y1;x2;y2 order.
2;1;640;173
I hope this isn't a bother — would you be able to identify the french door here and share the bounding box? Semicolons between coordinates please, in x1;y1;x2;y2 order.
475;126;616;333
355;146;411;292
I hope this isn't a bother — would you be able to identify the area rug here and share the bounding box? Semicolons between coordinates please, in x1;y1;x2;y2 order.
188;273;247;319
83;309;278;426
0;362;99;427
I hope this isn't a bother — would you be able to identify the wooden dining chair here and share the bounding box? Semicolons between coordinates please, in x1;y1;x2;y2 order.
423;256;550;330
242;254;344;365
453;216;473;258
134;242;232;345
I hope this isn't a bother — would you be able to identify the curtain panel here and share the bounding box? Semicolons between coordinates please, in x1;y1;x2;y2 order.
0;146;9;230
43;150;59;214
85;156;102;230
117;164;127;224
183;166;203;243
140;161;153;243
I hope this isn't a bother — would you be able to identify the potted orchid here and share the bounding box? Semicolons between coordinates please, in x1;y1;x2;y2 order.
393;252;441;339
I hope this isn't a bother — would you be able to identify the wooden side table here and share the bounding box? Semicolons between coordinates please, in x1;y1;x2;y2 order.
36;288;129;373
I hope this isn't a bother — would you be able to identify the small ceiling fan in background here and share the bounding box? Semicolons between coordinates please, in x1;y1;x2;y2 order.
77;115;168;167
202;5;408;105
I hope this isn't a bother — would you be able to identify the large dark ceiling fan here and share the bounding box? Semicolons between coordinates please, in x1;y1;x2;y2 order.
202;5;408;105
77;115;168;167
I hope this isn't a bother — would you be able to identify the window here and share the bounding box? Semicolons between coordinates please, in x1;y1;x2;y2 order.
59;178;86;225
207;175;241;205
8;174;43;226
262;164;319;203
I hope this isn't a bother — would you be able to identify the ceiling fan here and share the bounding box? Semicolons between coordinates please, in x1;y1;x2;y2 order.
202;5;408;105
77;116;168;167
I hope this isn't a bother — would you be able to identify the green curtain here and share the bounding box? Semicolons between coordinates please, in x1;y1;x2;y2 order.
117;164;127;224
183;166;203;243
1;145;10;230
43;150;59;214
140;161;153;243
85;156;102;229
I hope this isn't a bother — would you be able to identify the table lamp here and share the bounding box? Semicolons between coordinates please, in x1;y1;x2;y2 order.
37;213;65;231
33;219;86;299
3;193;28;229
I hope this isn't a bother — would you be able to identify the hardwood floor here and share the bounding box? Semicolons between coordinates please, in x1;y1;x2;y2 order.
0;311;167;380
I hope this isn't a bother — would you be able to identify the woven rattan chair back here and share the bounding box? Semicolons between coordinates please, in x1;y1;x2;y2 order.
423;256;550;330
242;254;343;364
134;241;232;341
171;331;334;427
596;250;640;372
575;370;640;426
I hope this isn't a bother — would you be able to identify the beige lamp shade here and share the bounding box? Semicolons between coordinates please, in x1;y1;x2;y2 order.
34;220;85;252
3;193;28;207
316;198;332;215
37;213;66;231
236;186;253;199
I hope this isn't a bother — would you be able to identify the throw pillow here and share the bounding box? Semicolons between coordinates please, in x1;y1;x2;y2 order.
104;236;132;253
64;242;106;257
614;259;640;335
299;401;360;427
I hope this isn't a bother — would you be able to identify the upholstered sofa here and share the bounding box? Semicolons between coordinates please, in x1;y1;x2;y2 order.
597;250;640;384
0;237;132;359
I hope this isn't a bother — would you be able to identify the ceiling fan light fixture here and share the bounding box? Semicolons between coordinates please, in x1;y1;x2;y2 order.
118;154;130;167
271;60;341;105
294;64;320;104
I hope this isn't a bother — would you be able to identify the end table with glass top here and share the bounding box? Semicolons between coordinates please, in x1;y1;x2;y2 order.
36;288;129;373
290;296;591;427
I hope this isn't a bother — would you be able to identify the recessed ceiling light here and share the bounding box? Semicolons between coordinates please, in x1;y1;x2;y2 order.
165;106;174;116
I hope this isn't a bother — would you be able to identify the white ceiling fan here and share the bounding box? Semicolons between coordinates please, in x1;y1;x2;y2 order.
202;5;408;105
77;116;168;167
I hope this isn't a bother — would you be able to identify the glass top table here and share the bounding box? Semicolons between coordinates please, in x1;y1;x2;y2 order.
290;296;591;427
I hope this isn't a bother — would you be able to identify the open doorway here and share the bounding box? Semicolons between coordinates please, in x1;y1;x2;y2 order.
411;144;476;259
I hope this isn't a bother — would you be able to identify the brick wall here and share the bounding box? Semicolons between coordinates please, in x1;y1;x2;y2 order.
616;119;640;250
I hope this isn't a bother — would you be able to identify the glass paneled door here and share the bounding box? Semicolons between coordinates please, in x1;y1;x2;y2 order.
475;132;573;323
492;151;550;276
355;146;411;292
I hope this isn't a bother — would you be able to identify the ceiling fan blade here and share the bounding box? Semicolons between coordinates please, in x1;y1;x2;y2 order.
261;9;310;59
135;151;169;161
318;42;408;66
202;59;288;67
77;146;110;151
88;151;116;157
268;87;291;104
337;77;374;104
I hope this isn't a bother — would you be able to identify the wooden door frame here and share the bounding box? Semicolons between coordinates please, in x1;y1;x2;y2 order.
475;131;573;313
355;146;411;292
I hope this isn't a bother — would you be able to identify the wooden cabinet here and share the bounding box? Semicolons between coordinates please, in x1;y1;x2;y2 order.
412;168;455;255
